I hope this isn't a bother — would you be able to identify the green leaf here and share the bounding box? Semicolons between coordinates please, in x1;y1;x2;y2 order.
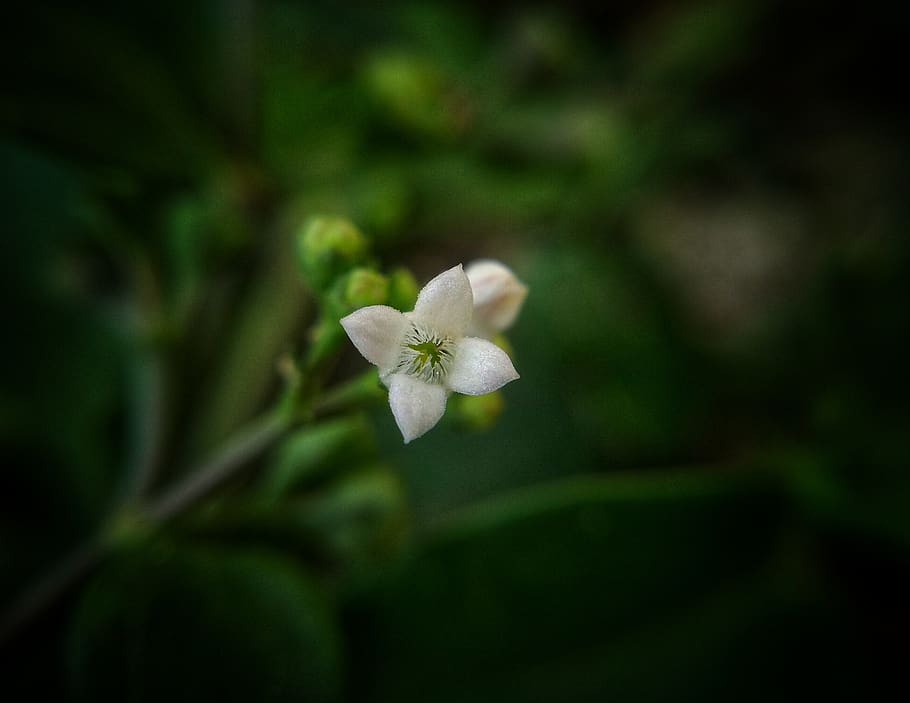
1;7;216;178
347;470;820;702
188;228;310;458
631;0;764;91
67;542;342;703
260;415;377;500
0;144;129;602
300;464;409;568
184;464;408;572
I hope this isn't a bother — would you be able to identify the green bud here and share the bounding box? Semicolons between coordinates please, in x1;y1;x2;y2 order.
363;52;469;139
343;268;389;309
450;391;505;431
295;216;369;291
491;333;515;358
387;267;419;311
304;268;388;370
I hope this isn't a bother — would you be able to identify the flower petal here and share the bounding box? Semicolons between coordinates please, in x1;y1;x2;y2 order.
446;337;520;396
410;264;473;337
387;374;448;443
340;305;409;371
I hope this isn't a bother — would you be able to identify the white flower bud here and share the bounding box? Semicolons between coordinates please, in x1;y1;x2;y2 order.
465;260;528;338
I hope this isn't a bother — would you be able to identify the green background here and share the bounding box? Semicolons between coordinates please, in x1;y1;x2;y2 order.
2;1;907;700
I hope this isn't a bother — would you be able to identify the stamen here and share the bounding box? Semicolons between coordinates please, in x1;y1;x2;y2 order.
397;323;456;384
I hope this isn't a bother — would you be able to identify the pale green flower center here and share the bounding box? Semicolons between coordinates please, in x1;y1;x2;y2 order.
397;323;456;384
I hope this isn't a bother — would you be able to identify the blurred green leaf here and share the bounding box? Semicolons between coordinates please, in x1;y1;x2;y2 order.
182;463;407;571
631;0;763;91
517;245;705;464
301;463;409;568
67;542;342;703
0;143;129;602
770;444;910;548
1;6;216;178
411;154;568;229
261;415;377;500
348;470;791;701
363;51;470;140
350;168;415;242
2;2;907;699
188;228;309;459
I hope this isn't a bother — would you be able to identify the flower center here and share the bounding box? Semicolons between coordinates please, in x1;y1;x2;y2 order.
397;323;456;384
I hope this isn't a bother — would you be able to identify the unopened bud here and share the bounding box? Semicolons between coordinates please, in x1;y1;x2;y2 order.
296;216;369;291
451;391;505;431
466;260;528;337
343;268;389;309
387;267;419;311
363;52;470;139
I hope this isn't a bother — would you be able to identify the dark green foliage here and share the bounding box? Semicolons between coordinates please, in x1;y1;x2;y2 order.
68;543;342;702
2;0;908;701
347;472;881;702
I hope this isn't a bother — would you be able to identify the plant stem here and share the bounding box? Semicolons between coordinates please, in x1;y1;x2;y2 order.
312;368;384;417
0;360;377;647
0;407;292;648
145;409;290;522
0;536;106;645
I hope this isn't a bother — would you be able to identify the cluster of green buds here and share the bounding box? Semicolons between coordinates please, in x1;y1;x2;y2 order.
294;216;393;368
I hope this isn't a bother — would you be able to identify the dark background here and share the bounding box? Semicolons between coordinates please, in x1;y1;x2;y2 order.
2;1;908;700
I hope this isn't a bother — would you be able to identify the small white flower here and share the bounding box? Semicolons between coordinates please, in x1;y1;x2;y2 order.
340;264;520;443
465;260;529;338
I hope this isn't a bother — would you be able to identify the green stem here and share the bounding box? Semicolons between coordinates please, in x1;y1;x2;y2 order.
0;363;384;647
145;409;290;522
0;405;292;648
313;368;384;417
0;536;106;646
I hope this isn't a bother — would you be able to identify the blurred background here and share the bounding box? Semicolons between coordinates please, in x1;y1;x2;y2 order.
2;0;908;700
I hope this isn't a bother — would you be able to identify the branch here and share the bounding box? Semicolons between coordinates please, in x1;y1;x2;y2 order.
145;410;290;522
0;408;291;648
0;536;105;646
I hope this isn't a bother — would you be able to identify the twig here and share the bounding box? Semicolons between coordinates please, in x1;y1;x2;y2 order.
312;368;384;417
145;410;290;522
0;536;106;646
0;408;291;648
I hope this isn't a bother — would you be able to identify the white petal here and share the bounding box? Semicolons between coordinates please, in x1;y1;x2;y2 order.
466;260;528;333
387;374;448;443
340;305;409;371
446;337;520;396
410;264;473;337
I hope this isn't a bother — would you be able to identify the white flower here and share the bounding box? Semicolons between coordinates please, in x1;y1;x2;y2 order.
465;260;528;338
340;264;520;443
